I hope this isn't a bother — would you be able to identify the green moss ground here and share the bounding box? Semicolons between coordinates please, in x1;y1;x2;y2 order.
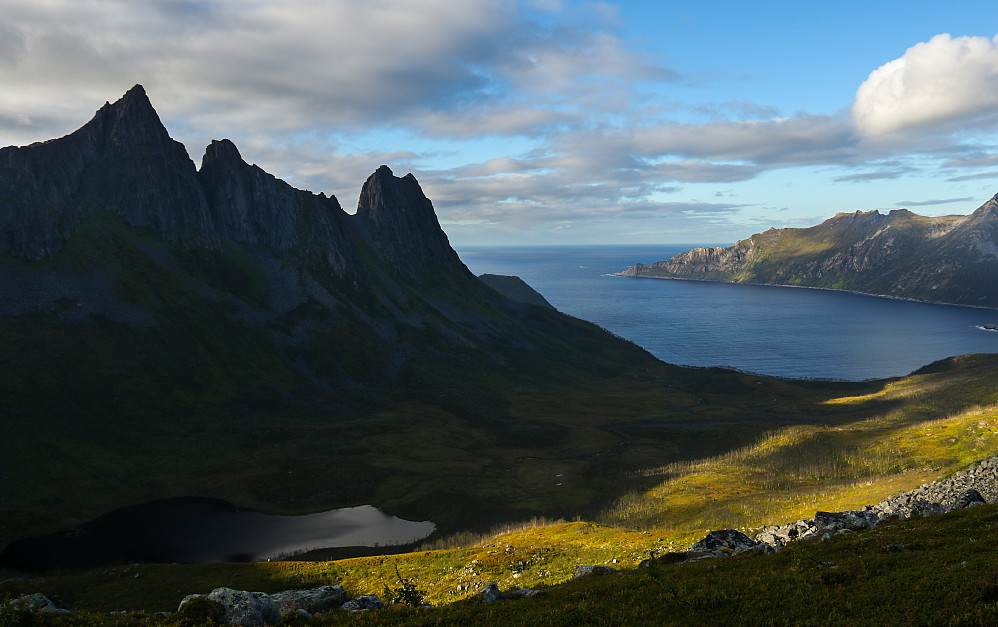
3;505;997;625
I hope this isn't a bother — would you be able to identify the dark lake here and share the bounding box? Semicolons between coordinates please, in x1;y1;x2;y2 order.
0;499;434;571
458;245;998;381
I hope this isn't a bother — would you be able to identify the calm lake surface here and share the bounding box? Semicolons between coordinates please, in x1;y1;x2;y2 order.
0;499;434;570
458;245;998;381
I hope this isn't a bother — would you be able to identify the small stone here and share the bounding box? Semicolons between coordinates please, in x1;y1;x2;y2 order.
951;489;986;510
341;595;384;612
480;582;503;604
574;565;617;579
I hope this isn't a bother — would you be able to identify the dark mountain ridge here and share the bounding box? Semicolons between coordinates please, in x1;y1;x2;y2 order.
0;86;663;547
619;197;998;307
1;85;218;259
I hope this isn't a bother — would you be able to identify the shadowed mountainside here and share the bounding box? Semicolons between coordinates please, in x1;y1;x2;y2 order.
0;85;671;548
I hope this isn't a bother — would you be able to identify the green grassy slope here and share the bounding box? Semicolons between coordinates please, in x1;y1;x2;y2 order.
4;354;998;623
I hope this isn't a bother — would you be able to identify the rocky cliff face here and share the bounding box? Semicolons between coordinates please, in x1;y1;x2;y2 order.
621;198;998;307
198;139;301;252
0;85;219;260
0;84;653;392
354;165;475;286
197;138;359;278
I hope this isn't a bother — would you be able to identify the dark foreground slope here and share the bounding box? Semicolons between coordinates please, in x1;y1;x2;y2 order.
620;198;998;307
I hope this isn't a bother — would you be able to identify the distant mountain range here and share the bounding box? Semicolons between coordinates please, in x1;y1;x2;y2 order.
619;197;998;308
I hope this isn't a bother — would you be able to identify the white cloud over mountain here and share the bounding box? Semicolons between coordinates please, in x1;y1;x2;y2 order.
853;34;998;137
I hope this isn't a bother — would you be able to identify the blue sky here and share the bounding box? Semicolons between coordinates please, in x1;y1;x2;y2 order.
3;1;998;246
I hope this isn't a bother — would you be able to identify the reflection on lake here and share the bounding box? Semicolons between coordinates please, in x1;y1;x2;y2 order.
0;498;434;570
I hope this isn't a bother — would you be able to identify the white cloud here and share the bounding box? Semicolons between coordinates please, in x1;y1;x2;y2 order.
853;34;998;137
0;0;672;145
629;115;855;165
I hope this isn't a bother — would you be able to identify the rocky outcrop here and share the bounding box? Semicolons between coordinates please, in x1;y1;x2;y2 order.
354;165;476;284
269;585;348;617
178;586;378;624
620;240;757;280
339;595;385;612
574;564;618;578
689;529;763;554
479;581;504;604
478;581;542;604
657;456;998;568
754;456;998;549
2;593;71;615
179;588;280;626
620;197;998;307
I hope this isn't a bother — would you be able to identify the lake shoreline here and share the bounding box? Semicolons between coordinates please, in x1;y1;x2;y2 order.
612;273;998;312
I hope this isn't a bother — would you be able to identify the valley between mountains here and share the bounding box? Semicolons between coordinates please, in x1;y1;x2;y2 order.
2;87;998;624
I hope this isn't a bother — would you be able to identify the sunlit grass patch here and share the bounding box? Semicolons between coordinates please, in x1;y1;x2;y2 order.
602;398;998;533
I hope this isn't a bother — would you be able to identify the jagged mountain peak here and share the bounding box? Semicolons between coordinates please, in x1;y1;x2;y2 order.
1;85;219;258
355;165;470;282
971;193;998;218
201;138;243;165
357;165;436;226
121;83;149;100
1;85;484;288
105;83;153;111
91;84;172;148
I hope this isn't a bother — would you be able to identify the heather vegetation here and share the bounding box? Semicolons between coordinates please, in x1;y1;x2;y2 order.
601;354;998;532
4;354;998;623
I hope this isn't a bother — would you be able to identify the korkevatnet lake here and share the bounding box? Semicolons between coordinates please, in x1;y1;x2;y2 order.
458;245;998;381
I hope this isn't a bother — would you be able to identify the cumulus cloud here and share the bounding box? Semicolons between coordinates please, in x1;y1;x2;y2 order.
853;34;998;137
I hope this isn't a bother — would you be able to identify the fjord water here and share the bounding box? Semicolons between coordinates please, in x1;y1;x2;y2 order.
458;245;998;381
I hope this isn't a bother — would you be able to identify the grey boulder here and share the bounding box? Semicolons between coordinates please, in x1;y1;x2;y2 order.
179;588;280;627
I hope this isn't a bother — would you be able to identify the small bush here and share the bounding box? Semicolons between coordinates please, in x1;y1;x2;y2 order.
0;597;38;627
383;564;426;608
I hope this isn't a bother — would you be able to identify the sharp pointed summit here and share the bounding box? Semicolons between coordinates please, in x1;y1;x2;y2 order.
1;84;218;258
355;165;474;284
